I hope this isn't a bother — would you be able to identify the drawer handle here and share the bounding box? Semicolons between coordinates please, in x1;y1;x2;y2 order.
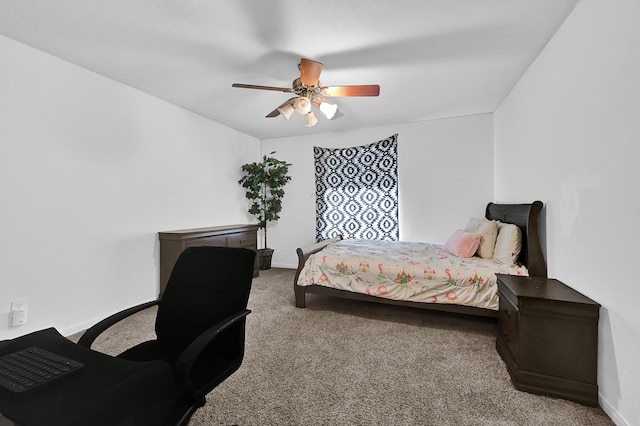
504;309;511;319
503;333;511;343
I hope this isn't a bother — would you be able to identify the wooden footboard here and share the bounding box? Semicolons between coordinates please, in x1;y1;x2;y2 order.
293;235;343;307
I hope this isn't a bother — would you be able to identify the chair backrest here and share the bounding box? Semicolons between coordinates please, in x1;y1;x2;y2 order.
155;246;255;351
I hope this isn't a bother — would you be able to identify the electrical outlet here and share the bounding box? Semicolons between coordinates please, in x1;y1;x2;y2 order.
10;298;28;326
11;298;27;312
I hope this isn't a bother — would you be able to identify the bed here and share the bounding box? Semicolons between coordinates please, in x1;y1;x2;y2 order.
293;201;546;318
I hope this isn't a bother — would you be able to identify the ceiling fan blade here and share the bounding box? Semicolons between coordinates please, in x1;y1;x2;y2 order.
321;85;380;97
232;83;294;93
266;97;297;118
299;58;323;86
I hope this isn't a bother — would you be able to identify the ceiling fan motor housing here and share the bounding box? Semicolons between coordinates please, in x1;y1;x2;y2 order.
292;78;320;98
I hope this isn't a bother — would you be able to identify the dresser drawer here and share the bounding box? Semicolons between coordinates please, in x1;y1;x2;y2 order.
227;232;256;248
185;236;226;248
499;295;519;359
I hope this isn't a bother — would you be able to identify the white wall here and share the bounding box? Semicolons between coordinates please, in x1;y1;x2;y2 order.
494;1;640;424
262;114;494;268
0;36;259;339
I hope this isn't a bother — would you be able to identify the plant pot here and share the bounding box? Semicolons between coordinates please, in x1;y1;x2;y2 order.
257;248;274;270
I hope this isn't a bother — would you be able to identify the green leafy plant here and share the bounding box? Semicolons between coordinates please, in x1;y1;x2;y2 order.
238;152;292;250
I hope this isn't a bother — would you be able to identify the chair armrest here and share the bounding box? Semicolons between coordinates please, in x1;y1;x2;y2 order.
174;309;251;397
77;300;159;348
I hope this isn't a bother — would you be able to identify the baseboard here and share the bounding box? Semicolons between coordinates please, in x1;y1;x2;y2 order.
60;315;105;338
269;263;296;269
599;394;629;426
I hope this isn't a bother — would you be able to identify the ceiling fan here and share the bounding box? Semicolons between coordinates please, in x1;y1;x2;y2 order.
232;58;380;127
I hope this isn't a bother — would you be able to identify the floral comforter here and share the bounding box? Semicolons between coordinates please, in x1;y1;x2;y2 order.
296;239;528;310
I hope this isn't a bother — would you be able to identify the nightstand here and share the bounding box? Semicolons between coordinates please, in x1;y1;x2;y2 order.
496;274;600;406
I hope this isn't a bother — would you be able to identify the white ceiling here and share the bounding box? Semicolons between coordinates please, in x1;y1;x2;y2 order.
0;0;578;140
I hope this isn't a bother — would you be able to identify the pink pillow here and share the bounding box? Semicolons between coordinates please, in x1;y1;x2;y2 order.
444;229;482;258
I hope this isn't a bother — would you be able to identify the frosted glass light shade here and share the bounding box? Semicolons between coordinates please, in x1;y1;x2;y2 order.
319;101;338;119
278;103;295;120
304;111;318;127
293;97;311;114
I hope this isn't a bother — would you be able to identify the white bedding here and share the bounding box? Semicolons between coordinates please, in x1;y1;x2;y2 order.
296;239;528;310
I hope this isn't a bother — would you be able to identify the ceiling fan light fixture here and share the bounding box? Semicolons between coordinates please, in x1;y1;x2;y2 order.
304;111;318;127
278;103;295;120
318;101;338;119
232;57;380;127
293;96;311;115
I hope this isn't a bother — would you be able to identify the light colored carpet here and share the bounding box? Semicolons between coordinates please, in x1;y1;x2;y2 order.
73;268;613;426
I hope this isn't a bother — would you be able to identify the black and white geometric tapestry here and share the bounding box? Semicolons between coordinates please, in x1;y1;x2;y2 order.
314;134;399;242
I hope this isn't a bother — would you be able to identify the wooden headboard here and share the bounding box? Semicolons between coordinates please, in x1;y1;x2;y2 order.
485;200;547;277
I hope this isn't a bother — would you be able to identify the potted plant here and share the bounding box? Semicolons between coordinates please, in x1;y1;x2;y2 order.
239;152;292;269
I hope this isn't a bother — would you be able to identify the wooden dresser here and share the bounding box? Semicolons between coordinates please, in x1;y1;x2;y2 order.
496;274;600;406
158;224;259;296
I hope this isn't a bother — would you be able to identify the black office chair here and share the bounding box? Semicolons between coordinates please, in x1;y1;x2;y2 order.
78;245;256;426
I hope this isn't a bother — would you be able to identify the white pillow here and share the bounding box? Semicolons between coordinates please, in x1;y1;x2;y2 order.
493;222;522;266
465;217;498;259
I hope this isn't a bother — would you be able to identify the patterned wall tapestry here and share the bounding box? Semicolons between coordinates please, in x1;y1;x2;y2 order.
314;134;399;241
